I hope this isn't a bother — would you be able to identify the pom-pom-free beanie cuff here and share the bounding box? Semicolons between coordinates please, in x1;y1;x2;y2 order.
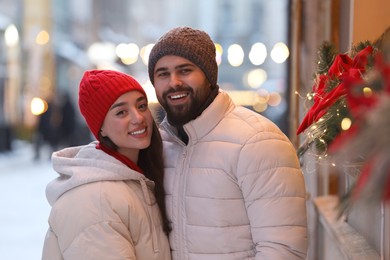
148;26;218;87
78;70;146;140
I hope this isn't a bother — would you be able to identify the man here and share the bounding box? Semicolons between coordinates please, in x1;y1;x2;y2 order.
148;26;308;260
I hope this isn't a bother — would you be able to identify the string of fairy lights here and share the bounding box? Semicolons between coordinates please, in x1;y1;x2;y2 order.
296;41;377;170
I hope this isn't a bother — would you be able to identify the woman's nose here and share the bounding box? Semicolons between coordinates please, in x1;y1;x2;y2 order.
130;110;144;124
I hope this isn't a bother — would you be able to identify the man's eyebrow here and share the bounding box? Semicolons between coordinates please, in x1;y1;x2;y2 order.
155;67;168;74
155;63;195;74
175;63;195;70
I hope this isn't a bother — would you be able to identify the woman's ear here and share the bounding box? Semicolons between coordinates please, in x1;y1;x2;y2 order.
100;129;106;137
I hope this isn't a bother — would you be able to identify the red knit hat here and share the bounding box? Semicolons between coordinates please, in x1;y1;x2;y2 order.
78;70;147;140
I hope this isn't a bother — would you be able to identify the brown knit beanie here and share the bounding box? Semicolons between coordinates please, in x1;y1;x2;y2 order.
78;70;147;140
148;26;218;87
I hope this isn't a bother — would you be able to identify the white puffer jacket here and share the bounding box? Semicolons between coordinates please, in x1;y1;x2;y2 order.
42;142;171;260
160;91;307;260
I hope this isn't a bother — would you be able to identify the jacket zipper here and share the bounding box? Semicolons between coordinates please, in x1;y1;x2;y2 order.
162;124;190;259
177;148;187;260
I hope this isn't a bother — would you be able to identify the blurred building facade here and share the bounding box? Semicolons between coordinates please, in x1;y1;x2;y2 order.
0;0;290;150
0;1;22;151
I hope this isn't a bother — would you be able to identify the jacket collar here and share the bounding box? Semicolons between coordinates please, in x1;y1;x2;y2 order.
161;90;235;143
96;142;143;174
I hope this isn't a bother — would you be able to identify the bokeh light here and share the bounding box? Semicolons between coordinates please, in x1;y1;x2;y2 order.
30;97;48;116
227;44;244;67
249;42;267;65
270;42;289;63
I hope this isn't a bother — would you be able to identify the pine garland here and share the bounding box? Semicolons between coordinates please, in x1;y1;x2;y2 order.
299;27;390;216
317;42;338;75
297;41;376;158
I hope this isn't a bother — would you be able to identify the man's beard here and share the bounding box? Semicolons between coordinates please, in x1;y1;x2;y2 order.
159;86;211;127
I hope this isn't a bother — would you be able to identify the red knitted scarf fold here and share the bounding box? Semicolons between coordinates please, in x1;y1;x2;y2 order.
96;143;143;174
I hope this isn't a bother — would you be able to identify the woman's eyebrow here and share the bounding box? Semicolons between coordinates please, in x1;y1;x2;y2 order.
110;101;126;110
109;96;146;110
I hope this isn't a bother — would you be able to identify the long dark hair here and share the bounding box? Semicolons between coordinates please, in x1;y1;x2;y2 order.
99;121;170;235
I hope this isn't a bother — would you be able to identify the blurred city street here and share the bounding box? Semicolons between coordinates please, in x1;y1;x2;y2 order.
0;140;53;260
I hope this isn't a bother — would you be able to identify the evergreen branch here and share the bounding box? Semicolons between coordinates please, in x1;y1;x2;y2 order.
317;42;338;75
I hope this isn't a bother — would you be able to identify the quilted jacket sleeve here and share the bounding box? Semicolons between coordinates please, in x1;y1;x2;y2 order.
62;221;135;260
237;131;308;260
42;228;64;260
42;221;135;260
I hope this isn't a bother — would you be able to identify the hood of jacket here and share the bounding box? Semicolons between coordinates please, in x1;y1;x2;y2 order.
46;141;151;206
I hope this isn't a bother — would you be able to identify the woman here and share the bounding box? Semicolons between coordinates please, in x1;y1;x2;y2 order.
42;70;171;260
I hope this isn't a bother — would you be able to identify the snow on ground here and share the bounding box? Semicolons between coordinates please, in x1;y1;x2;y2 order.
0;140;54;260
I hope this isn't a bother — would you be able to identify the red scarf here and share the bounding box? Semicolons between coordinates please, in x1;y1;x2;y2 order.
96;143;143;174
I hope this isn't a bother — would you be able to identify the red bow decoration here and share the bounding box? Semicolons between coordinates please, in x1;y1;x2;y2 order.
329;53;390;202
329;53;390;150
297;46;374;135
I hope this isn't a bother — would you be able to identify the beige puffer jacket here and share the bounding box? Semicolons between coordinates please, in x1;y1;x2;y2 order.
42;143;171;260
160;91;307;260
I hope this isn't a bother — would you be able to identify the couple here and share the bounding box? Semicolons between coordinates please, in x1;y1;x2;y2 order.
42;27;308;260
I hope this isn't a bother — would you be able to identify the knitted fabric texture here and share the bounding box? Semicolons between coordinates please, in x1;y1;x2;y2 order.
78;70;147;140
148;26;218;87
